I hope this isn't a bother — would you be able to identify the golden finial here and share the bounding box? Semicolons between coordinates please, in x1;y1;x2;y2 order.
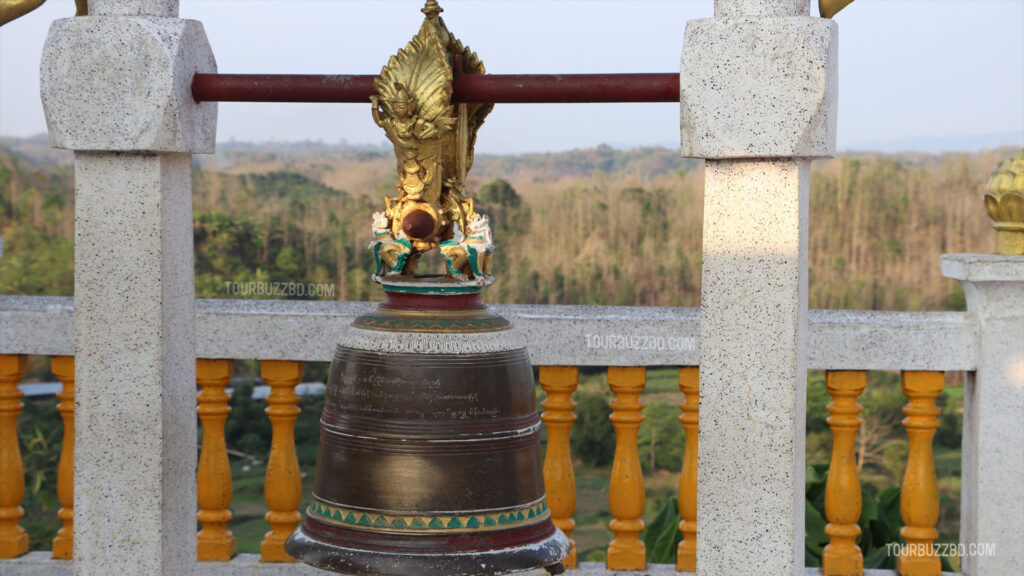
368;1;494;283
819;0;855;19
422;0;443;20
1;0;44;25
983;150;1024;255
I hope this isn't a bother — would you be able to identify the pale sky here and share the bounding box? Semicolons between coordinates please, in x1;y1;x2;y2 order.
1;0;1022;154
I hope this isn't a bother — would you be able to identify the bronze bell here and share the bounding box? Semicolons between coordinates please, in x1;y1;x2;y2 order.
286;4;568;572
286;287;569;575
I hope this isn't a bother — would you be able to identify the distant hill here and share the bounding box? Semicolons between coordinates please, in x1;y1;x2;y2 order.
845;130;1024;154
0;135;72;166
2;135;1018;310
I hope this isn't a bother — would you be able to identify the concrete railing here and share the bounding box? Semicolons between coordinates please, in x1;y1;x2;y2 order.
0;293;1009;576
0;296;979;370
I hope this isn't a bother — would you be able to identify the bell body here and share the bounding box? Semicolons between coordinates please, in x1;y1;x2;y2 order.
286;285;569;576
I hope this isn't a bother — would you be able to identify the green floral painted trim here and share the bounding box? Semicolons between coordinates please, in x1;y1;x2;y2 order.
306;500;549;534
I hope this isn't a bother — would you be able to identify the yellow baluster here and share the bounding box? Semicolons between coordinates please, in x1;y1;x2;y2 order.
823;371;866;576
0;354;28;558
260;360;304;562
607;366;646;570
540;366;579;568
676;367;698;572
197;359;237;561
51;356;75;560
898;371;944;576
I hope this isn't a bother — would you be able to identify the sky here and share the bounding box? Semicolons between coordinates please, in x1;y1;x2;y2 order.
1;0;1022;154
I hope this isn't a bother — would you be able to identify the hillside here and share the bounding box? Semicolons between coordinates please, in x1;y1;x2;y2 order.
3;137;996;564
1;136;1014;310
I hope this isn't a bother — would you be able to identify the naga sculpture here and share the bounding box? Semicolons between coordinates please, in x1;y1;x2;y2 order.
368;0;495;285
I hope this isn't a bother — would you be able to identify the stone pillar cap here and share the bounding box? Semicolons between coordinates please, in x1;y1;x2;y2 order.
40;16;217;154
680;15;837;160
941;254;1024;282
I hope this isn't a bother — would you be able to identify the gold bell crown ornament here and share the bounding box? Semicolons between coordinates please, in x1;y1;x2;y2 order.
983;150;1024;255
284;3;570;575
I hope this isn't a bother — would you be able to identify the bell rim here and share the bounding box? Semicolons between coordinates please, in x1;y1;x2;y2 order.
285;519;570;576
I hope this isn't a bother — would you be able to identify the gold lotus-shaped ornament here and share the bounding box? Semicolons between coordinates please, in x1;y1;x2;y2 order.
819;0;856;19
984;150;1024;255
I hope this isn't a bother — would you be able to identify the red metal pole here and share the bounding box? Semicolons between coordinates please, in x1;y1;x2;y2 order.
191;73;679;104
191;74;377;103
453;73;679;103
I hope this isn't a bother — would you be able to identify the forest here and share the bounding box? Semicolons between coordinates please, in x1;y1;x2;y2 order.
2;136;1014;568
1;137;1007;308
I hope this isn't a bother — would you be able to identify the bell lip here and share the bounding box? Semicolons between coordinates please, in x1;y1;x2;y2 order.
374;273;495;295
285;520;570;576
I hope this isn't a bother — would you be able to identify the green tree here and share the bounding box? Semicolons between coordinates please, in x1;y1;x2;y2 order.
19;398;63;550
225;381;272;458
475;179;530;284
570;392;615;467
638;403;686;473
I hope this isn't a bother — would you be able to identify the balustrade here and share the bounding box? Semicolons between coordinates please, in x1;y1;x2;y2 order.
898;371;944;576
259;360;305;562
540;366;580;568
0;341;982;574
606;366;647;570
50;357;74;560
822;370;866;576
676;367;699;572
0;355;28;559
197;359;237;561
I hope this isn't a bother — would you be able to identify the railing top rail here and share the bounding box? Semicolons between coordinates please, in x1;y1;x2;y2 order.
0;296;977;370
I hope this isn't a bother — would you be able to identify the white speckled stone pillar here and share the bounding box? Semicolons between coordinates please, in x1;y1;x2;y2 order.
681;1;836;574
88;0;179;16
698;160;810;575
940;254;1024;576
715;0;808;18
39;1;216;574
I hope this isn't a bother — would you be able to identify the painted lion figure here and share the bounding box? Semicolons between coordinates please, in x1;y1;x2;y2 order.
440;214;493;280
